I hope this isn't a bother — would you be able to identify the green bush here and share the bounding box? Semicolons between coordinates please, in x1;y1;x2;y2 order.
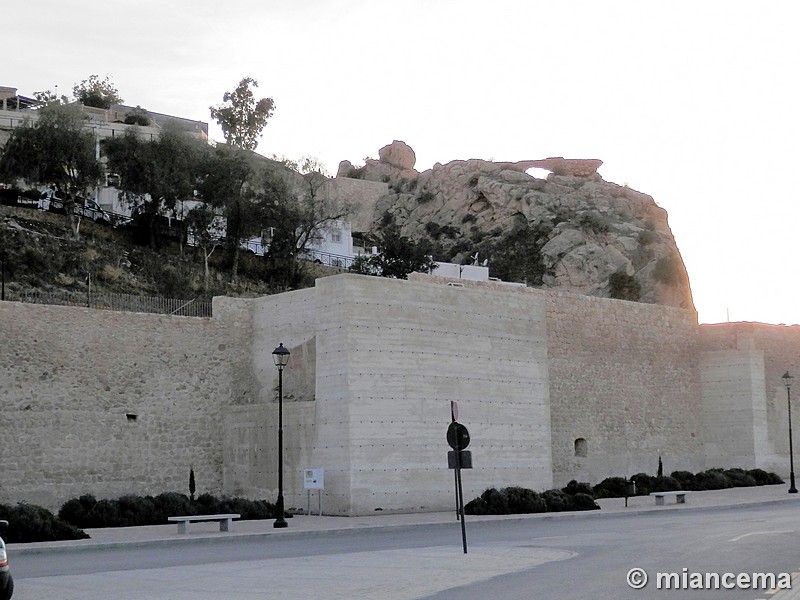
572;493;600;511
670;470;695;489
0;502;89;543
608;271;641;302
504;487;546;514
562;480;593;496
650;476;682;493
747;468;784;485
465;486;595;515
542;489;574;512
57;492;282;529
629;473;655;495
653;255;682;285
723;468;757;488
690;469;732;491
592;477;628;499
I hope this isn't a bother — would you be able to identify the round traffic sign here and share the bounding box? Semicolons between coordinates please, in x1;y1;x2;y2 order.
447;422;470;450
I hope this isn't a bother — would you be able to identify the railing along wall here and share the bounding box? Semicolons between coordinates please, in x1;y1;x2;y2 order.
2;289;211;317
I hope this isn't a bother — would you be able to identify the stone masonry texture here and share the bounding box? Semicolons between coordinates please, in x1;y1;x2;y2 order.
3;275;800;513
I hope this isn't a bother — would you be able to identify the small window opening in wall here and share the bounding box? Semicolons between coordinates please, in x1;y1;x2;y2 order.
574;437;588;457
126;413;138;422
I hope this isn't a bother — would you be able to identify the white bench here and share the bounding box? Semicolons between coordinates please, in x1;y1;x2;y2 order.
167;513;241;534
650;491;691;506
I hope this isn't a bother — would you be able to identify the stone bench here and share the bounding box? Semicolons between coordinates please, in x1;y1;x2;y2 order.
650;491;691;506
167;513;240;534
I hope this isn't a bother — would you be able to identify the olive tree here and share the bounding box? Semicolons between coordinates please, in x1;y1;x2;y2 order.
0;102;101;237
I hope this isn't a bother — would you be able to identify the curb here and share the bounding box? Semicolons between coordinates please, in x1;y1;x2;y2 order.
10;495;799;556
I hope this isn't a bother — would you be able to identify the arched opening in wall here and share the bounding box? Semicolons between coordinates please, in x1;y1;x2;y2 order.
574;438;588;457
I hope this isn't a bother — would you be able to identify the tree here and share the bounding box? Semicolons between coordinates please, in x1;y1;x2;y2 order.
0;103;101;237
185;202;222;294
33;89;68;105
195;144;257;279
124;106;151;126
103;127;206;248
256;164;351;288
210;77;274;151
73;75;123;109
350;214;436;279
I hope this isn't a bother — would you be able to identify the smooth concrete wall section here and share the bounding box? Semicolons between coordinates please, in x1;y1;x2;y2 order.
324;275;553;514
699;349;768;469
328;276;552;514
0;300;245;510
699;323;800;475
544;291;703;486
239;274;554;515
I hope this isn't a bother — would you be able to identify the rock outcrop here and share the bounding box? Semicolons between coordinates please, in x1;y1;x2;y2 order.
338;143;695;312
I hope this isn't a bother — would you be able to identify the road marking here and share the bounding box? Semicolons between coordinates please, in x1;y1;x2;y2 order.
729;530;794;542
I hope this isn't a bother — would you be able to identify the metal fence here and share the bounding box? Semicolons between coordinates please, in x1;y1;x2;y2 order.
3;289;212;317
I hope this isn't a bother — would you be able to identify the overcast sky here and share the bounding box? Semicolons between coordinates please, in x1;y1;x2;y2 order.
6;0;799;325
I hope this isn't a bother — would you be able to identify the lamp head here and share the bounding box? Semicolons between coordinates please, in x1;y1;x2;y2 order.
272;343;290;368
783;371;794;390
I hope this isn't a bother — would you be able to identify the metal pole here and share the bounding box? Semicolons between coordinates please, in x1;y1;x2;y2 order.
454;438;467;554
789;384;797;493
274;364;288;527
1;251;5;301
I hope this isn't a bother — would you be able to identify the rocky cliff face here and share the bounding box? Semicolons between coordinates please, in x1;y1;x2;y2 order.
338;141;695;312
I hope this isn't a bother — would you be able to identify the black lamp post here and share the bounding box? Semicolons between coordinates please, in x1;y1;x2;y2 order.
783;371;797;494
272;343;291;527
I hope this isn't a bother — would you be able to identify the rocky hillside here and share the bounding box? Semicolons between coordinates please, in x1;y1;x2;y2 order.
338;141;695;312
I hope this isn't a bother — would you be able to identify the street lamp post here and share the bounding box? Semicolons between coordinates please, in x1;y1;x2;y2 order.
272;343;291;527
783;372;797;494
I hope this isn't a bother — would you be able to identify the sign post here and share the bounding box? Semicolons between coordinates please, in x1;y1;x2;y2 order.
447;404;471;554
303;468;324;515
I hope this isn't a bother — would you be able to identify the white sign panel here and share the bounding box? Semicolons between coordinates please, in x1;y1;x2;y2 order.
304;467;324;490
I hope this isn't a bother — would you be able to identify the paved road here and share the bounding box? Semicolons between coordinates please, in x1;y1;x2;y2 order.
12;500;800;599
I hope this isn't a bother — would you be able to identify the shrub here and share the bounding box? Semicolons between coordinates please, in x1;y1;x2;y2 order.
578;212;610;234
608;271;641;301
562;480;593;496
649;476;682;493
630;473;655;495
690;469;732;491
504;487;546;514
1;502;89;543
670;471;695;489
57;492;281;529
747;469;784;485
637;229;658;246
417;191;435;204
592;477;628;499
653;255;682;285
542;489;574;512
572;493;600;511
723;468;757;488
465;488;506;515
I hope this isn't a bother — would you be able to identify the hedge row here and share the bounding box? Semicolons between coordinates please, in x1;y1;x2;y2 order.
0;492;285;543
57;492;283;529
464;467;784;516
0;502;89;543
465;486;599;515
592;468;783;499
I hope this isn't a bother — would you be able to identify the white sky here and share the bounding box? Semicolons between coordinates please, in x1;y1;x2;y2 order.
5;0;799;325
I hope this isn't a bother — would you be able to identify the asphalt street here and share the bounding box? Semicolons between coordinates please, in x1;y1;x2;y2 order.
12;496;800;600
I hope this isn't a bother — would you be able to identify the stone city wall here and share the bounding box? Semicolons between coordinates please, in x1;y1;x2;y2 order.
0;298;251;510
544;291;703;485
234;275;554;515
3;273;791;515
699;322;800;474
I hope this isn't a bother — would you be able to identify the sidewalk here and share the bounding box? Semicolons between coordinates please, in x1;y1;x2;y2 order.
13;484;800;600
11;483;800;554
